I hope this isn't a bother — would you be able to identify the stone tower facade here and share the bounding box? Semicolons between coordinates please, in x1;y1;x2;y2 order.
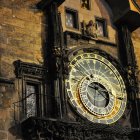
0;0;140;140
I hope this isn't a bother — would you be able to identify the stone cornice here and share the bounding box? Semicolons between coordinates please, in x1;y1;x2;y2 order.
13;60;46;79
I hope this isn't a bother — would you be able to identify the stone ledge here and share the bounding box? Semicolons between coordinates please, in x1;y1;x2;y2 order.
0;77;14;84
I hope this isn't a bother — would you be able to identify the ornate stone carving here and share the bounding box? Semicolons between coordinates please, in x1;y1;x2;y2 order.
53;48;61;57
81;0;90;10
21;117;133;140
13;60;46;78
82;20;97;38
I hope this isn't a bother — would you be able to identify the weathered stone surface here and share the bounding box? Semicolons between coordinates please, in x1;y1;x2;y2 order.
132;28;140;98
0;131;8;139
0;0;44;139
0;119;5;130
0;0;140;140
0;0;44;79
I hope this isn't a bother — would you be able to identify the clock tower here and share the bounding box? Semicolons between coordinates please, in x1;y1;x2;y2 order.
12;0;140;139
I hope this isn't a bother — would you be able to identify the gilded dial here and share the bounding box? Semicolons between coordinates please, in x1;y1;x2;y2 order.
65;52;127;124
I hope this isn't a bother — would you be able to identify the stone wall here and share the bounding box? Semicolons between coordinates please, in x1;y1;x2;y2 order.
132;28;140;98
132;28;140;76
0;0;45;139
0;0;44;79
0;0;139;139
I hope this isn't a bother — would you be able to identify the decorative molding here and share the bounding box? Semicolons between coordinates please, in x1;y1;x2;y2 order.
13;60;46;79
64;31;116;47
21;117;134;140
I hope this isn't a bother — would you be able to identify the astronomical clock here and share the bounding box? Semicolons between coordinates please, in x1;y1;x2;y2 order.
65;49;127;125
19;0;140;139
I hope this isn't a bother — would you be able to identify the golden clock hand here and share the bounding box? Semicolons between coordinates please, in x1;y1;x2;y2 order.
97;90;109;100
89;82;109;100
88;85;109;100
98;88;124;101
88;84;96;89
88;82;123;101
99;89;124;100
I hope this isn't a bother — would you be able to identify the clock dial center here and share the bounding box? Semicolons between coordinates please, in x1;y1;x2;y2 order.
81;80;110;108
78;74;114;116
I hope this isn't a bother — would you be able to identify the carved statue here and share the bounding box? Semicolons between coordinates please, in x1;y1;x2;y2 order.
82;20;97;38
81;0;89;9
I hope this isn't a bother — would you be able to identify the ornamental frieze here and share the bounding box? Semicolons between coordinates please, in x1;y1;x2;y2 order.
13;60;46;78
21;117;133;140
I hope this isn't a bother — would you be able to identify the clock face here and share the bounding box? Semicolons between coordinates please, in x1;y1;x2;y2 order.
65;52;127;124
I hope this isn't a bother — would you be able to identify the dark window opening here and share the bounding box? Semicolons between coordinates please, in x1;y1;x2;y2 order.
65;8;79;29
96;18;108;37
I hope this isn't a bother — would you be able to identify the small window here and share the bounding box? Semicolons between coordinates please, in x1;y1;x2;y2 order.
81;0;90;10
65;8;79;29
25;83;40;118
96;18;108;37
